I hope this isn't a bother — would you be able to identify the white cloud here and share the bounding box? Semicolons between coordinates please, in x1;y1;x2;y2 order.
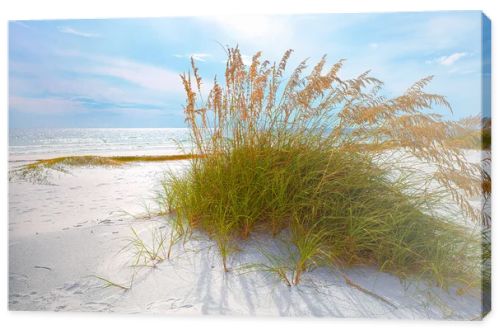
10;95;167;116
425;52;468;67
174;53;211;62
10;51;186;116
89;58;182;93
438;52;467;66
58;26;100;38
11;61;135;103
53;51;184;94
10;96;85;114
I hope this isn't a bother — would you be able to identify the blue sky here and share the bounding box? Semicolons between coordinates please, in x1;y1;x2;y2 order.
9;11;488;128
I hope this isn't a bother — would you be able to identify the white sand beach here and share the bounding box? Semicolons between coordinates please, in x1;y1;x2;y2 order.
8;159;484;319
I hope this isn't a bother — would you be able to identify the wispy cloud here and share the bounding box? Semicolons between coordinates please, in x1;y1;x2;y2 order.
87;57;183;93
10;95;165;116
58;26;100;38
439;52;467;66
10;51;185;116
51;50;184;94
430;52;468;66
174;53;211;62
10;96;85;114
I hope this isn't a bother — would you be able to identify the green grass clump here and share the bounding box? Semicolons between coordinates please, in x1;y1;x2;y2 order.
10;154;200;183
161;47;484;288
25;154;199;168
165;141;479;286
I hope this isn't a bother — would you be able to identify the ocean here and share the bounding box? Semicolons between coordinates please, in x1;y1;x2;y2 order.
9;128;192;161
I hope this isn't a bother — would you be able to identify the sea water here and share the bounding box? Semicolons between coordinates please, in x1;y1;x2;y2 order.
9;128;192;161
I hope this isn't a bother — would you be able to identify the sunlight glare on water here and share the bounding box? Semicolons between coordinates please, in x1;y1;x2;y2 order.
9;128;192;161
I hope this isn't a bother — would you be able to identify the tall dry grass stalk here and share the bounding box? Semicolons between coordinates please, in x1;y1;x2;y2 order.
165;47;488;288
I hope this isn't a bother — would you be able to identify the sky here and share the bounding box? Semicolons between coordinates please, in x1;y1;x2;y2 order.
9;11;490;128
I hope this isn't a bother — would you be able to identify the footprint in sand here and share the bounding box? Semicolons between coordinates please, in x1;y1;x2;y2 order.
63;282;80;291
34;265;52;271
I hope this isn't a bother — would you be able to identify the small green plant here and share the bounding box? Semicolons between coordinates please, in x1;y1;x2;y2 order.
239;241;295;287
289;220;329;285
93;275;132;291
124;227;168;268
